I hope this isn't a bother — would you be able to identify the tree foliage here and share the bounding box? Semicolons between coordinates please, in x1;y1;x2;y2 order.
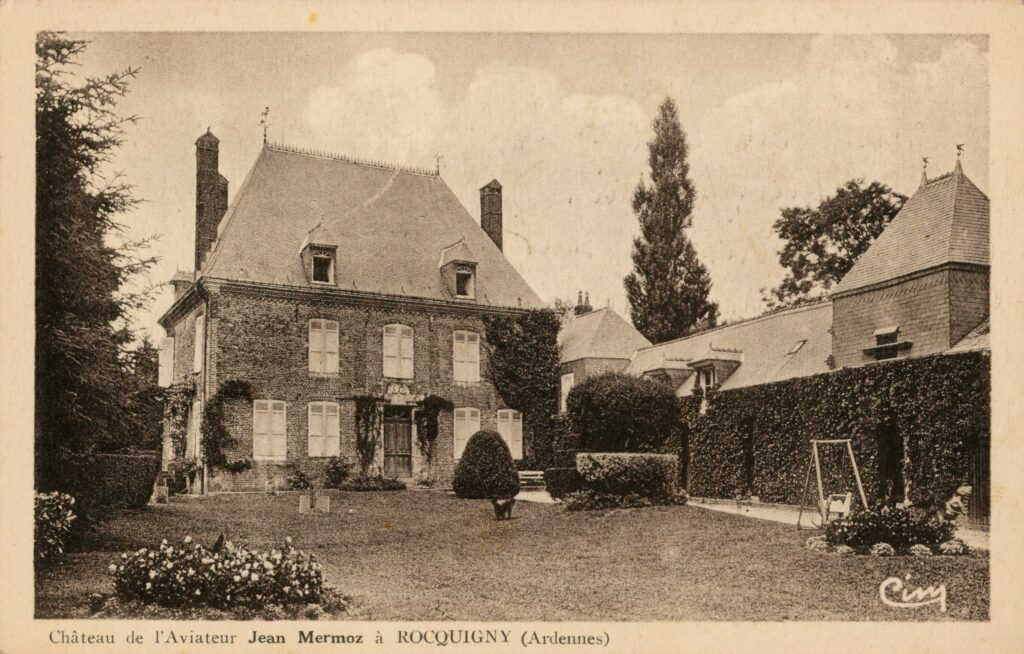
35;33;158;489
624;97;719;344
566;372;680;452
484;309;560;467
763;179;907;309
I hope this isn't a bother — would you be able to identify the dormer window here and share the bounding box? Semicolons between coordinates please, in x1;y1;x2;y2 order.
312;254;334;283
455;266;475;298
864;325;912;360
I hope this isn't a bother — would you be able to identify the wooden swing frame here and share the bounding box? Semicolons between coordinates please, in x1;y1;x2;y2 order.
796;439;868;530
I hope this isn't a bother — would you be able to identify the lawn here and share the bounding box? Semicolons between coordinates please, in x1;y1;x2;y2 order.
36;491;989;621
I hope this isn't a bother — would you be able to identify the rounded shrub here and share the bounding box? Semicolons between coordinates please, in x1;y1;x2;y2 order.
452;431;520;499
566;372;680;452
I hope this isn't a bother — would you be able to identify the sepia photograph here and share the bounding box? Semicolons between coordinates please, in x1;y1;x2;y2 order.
4;2;1022;650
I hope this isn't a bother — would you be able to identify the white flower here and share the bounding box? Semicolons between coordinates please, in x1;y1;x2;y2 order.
145;582;152;590
148;570;157;579
251;573;260;582
108;564;118;573
183;535;193;544
233;575;241;582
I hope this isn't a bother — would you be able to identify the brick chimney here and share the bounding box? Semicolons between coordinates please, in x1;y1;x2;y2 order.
480;179;503;251
195;128;229;271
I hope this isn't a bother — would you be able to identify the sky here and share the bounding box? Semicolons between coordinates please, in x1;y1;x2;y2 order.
69;32;988;341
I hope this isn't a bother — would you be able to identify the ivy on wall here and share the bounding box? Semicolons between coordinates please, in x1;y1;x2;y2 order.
164;381;196;460
354;395;383;477
415;394;454;479
681;351;990;508
484;309;561;468
201;380;253;471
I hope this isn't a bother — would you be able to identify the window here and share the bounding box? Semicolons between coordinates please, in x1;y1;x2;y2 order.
453;407;480;459
560;373;575;413
308;402;340;457
455;267;475;298
158;337;175;387
312;254;334;283
308;319;339;374
497;409;523;460
874;326;899;346
696;367;716;392
453;331;480;382
383;324;414;379
787;339;807;356
253;400;287;461
193;314;205;372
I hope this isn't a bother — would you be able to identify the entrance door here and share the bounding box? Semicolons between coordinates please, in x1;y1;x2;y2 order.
383;405;413;478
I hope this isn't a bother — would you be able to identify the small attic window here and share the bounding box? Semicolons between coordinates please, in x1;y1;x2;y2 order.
312;254;334;284
455;266;475;298
788;339;807;355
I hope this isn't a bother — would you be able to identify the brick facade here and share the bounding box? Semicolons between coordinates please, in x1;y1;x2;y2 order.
168;282;519;491
831;264;988;368
559;357;631;385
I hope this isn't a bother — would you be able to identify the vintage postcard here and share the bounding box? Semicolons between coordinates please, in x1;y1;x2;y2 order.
2;1;1023;652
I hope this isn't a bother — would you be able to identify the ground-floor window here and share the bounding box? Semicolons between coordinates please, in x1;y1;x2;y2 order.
497;409;523;460
253;400;287;461
308;402;340;457
453;407;480;459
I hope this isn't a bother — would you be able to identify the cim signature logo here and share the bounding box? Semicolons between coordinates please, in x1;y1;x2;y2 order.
879;574;947;613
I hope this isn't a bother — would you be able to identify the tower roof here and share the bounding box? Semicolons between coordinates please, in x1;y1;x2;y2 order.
833;164;989;295
196;128;220;146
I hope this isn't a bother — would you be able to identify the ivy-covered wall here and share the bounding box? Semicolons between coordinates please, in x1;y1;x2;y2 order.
682;351;989;510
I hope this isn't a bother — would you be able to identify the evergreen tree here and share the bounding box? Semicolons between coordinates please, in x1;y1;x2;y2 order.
624;98;719;343
762;179;907;309
35;33;155;488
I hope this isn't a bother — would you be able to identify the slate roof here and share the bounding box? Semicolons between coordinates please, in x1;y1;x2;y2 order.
834;162;989;295
949;318;990;353
201;144;542;309
625;302;833;392
558;308;652;364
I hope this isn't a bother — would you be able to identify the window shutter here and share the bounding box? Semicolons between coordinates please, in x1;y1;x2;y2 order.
453;332;465;381
467;333;480;382
325;403;340;457
560;373;575;413
454;408;467;459
324;321;339;374
309;320;323;372
158;337;175;387
510;411;523;460
193;315;205;372
383;325;399;378
253;400;270;459
308;403;324;457
271;402;287;459
400;326;414;379
468;408;480;437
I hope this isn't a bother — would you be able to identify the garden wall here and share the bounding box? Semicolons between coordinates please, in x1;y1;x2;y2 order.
681;351;989;513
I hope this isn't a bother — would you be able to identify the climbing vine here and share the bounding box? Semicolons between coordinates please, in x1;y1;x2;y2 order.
354;395;383;477
164;381;196;460
415;394;454;479
484;309;561;468
201;380;253;471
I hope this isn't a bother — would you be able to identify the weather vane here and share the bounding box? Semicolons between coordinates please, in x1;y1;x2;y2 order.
956;143;964;159
434;153;443;175
922;156;929;173
260;106;270;145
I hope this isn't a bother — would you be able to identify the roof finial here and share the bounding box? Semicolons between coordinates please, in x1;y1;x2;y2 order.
434;153;443;175
955;143;964;175
920;156;929;187
260;106;270;145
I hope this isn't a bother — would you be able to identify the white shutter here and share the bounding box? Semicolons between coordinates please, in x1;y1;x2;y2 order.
468;408;480;438
193;315;205;372
453;332;466;381
253;400;270;459
158;337;175;387
560;373;575;413
467;333;480;382
383;325;399;378
308;403;324;457
271;401;287;460
454;408;468;459
309;320;323;372
510;411;523;460
400;326;414;379
325;403;340;457
324;321;339;374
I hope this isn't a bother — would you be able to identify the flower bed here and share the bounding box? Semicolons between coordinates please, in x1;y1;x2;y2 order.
337;475;406;492
804;508;968;556
111;536;325;610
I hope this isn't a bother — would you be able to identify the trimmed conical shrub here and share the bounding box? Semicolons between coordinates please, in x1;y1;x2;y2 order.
452;430;520;499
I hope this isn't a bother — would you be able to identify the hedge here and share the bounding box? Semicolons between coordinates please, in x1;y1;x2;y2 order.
575;453;679;498
53;452;161;515
543;467;584;499
452;431;520;499
566;372;680;452
683;351;989;508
